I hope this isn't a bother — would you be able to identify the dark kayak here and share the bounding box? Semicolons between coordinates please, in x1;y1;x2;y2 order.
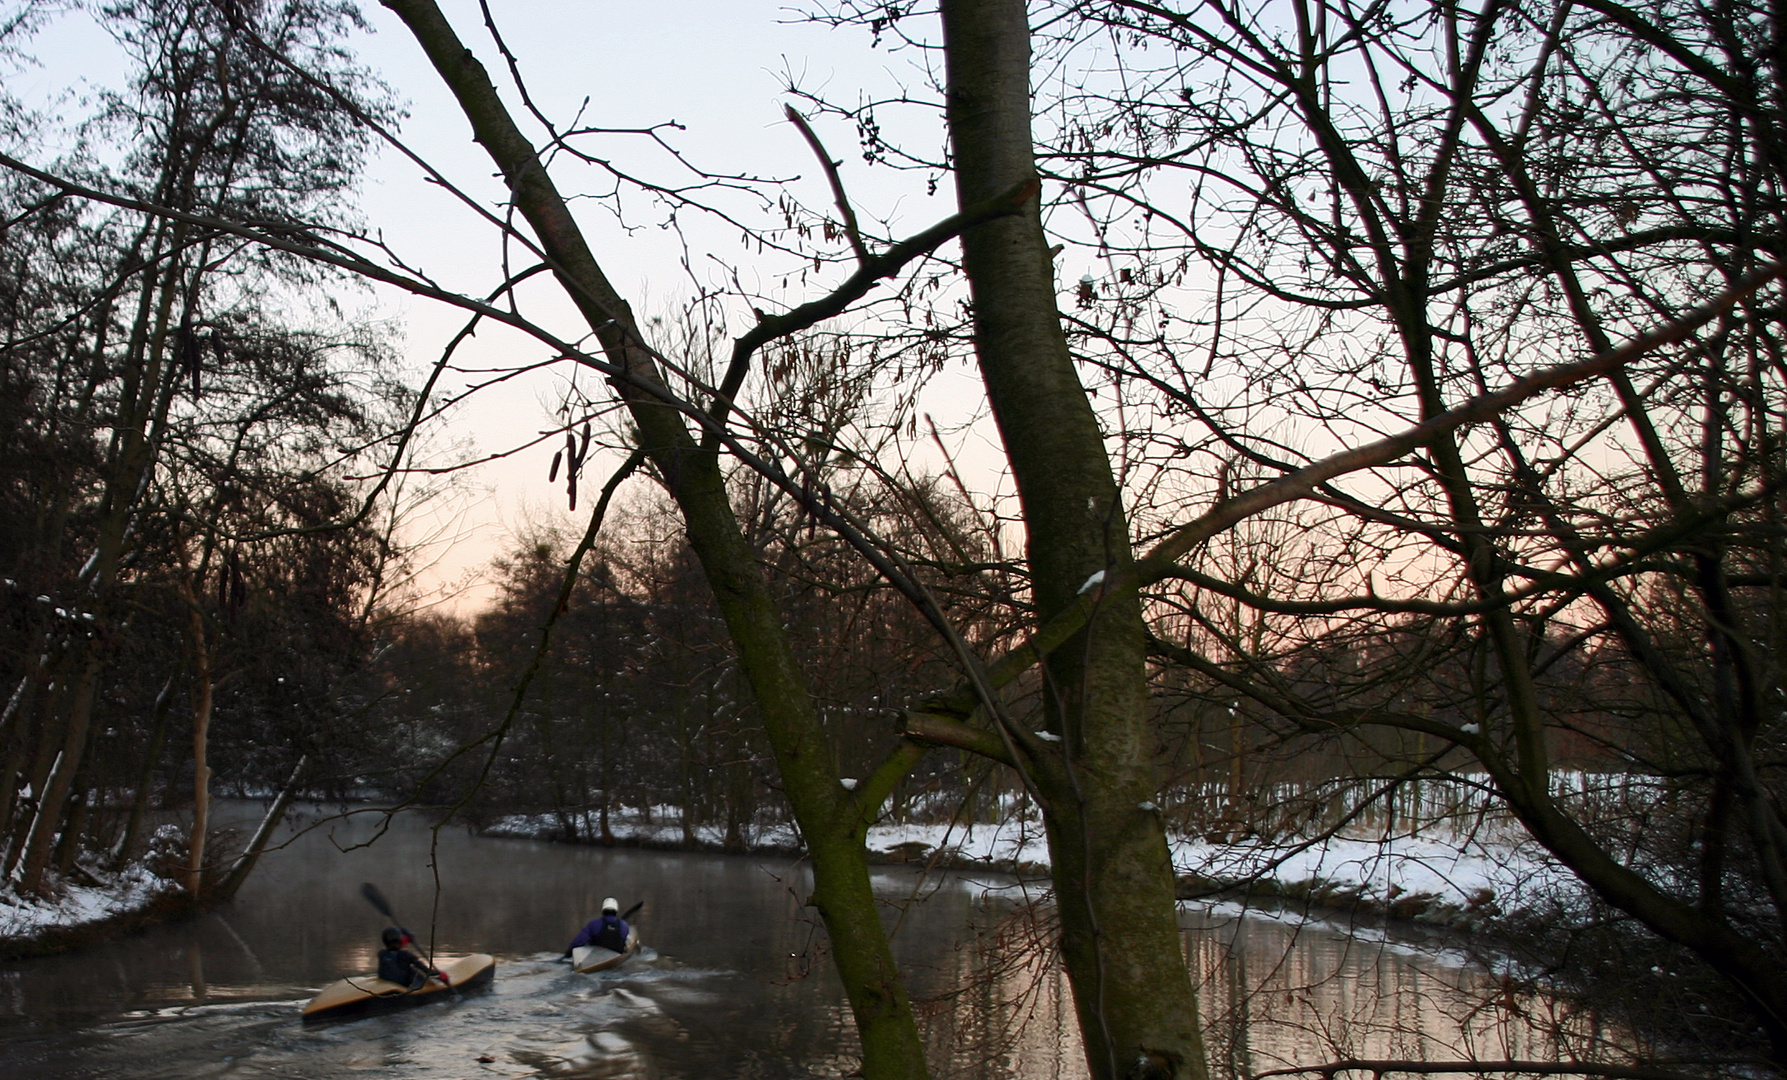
301;953;495;1022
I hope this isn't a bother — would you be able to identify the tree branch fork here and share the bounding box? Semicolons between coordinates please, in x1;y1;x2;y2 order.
903;263;1785;761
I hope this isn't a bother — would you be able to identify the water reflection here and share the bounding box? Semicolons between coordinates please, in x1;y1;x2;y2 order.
914;894;1637;1080
1186;908;1631;1077
0;805;1631;1079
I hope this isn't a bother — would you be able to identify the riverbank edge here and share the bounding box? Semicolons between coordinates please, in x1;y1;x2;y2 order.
473;819;1518;938
0;815;1510;960
0;887;211;961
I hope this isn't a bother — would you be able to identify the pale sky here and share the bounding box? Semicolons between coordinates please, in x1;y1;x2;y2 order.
357;2;960;611
12;1;1024;614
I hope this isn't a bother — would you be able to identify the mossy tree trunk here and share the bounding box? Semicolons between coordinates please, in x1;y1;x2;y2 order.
379;4;932;1076
938;3;1210;1078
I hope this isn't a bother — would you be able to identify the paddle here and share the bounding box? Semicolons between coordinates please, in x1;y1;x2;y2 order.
620;900;644;956
359;882;402;925
360;883;453;992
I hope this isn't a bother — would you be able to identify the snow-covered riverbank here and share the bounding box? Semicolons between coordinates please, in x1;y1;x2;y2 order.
0;861;180;954
0;822;231;954
1;797;1581;954
481;806;1583;932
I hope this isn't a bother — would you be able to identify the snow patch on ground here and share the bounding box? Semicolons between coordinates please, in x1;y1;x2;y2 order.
0;860;177;941
1171;830;1580;923
481;810;802;853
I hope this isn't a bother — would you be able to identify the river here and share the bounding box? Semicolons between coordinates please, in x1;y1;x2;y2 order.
0;805;1629;1079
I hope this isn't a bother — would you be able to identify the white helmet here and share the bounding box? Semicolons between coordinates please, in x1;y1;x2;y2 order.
602;897;619;914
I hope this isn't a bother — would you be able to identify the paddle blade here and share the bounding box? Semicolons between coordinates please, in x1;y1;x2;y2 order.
360;882;396;920
621;900;644;921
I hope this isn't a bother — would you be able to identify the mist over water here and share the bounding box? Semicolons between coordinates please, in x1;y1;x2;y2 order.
0;805;1625;1079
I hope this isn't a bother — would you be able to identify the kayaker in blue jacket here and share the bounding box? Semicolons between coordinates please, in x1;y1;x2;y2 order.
564;897;630;956
378;926;448;989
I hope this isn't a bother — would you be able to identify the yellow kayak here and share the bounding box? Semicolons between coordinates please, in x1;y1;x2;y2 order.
301;952;495;1022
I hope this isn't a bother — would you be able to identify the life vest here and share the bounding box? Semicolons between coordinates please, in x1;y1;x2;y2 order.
592;915;628;951
378;948;426;987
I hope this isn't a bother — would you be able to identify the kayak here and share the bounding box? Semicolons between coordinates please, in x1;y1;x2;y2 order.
301;952;495;1022
571;930;638;974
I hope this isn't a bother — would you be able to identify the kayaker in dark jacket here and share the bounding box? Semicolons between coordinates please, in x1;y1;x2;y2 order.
564;897;630;956
378;926;448;989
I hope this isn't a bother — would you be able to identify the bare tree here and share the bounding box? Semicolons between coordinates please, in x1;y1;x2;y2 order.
14;0;1782;1075
999;0;1787;1064
0;0;403;898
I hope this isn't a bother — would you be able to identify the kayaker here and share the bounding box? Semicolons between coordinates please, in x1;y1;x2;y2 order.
378;926;449;989
564;897;630;956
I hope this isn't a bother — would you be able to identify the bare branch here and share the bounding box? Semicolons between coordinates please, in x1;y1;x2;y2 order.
785;104;870;264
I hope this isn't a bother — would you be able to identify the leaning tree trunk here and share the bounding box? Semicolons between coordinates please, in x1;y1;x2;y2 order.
214;755;307;900
380;3;932;1076
940;3;1210;1078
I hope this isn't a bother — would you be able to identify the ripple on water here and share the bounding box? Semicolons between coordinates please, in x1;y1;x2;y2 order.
0;950;756;1080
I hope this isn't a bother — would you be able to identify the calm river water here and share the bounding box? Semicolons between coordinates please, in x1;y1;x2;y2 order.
0;805;1629;1079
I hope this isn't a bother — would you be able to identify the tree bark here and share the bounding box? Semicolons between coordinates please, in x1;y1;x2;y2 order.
0;669;45;851
940;3;1209;1078
17;649;102;892
179;568;214;897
